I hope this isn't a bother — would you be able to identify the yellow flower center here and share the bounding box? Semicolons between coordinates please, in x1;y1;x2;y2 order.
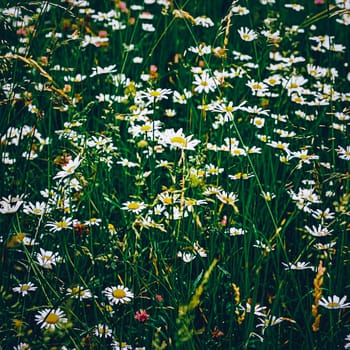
150;91;161;97
141;125;152;131
327;302;339;308
112;289;126;299
56;221;68;228
45;313;59;324
170;136;187;147
20;285;30;291
127;202;140;210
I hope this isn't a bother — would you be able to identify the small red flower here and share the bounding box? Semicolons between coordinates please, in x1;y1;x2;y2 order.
134;309;150;323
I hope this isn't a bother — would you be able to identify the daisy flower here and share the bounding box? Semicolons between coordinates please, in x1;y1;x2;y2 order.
46;216;73;232
158;128;200;151
66;286;92;300
23;201;48;216
53;155;81;180
238;27;258;41
305;224;333;237
102;285;134;305
36;248;60;269
121;200;146;214
94;323;113;338
0;194;25;214
319;295;350;309
243;302;267;317
35;308;68;330
90;64;117;77
282;262;314;270
12;282;38;296
192;71;217;94
336;145;350;160
13;342;31;350
216;190;239;210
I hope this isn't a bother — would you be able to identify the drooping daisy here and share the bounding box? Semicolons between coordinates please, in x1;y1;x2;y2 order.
319;295;350;309
53;155;81;180
12;282;38;296
216;190;239;208
35;308;68;330
282;261;314;270
158;128;200;151
102;285;134;305
305;224;333;237
237;27;258;41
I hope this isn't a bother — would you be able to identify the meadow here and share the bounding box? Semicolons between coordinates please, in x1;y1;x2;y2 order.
0;0;349;349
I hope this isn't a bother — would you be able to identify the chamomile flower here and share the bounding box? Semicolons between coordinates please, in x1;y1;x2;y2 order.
46;217;73;232
192;71;217;94
319;295;350;309
23;201;47;216
94;323;113;338
158;128;200;151
238;27;258;41
102;285;134;305
66;286;92;300
0;194;25;214
35;308;68;330
282;261;314;270
305;224;333;237
12;282;38;296
336;145;350;160
53;155;81;180
36;248;60;269
121;200;146;214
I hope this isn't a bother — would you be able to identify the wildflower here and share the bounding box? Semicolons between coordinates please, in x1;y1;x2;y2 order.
158;128;200;151
103;285;134;305
256;315;293;334
216;190;238;208
284;3;305;11
194;16;214;27
66;286;92;300
35;308;68;330
177;251;196;263
261;191;275;201
238;27;258;41
305;224;333;237
204;163;224;177
111;341;133;350
121;200;146;214
36;248;60;269
90;64;117;77
13;342;31;350
228;172;254;180
253;240;275;253
244;302;267;317
228;227;246;236
135;309;150;322
311;208;335;221
12;282;38;296
345;334;350;349
251;117;265;128
319;295;350;309
231;5;249;15
137;88;173;105
0;194;25;214
246;80;269;96
53;155;81;180
282;262;314;270
192;71;217;94
46;217;73;232
336;145;350;160
84;217;102;226
94;324;113;338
